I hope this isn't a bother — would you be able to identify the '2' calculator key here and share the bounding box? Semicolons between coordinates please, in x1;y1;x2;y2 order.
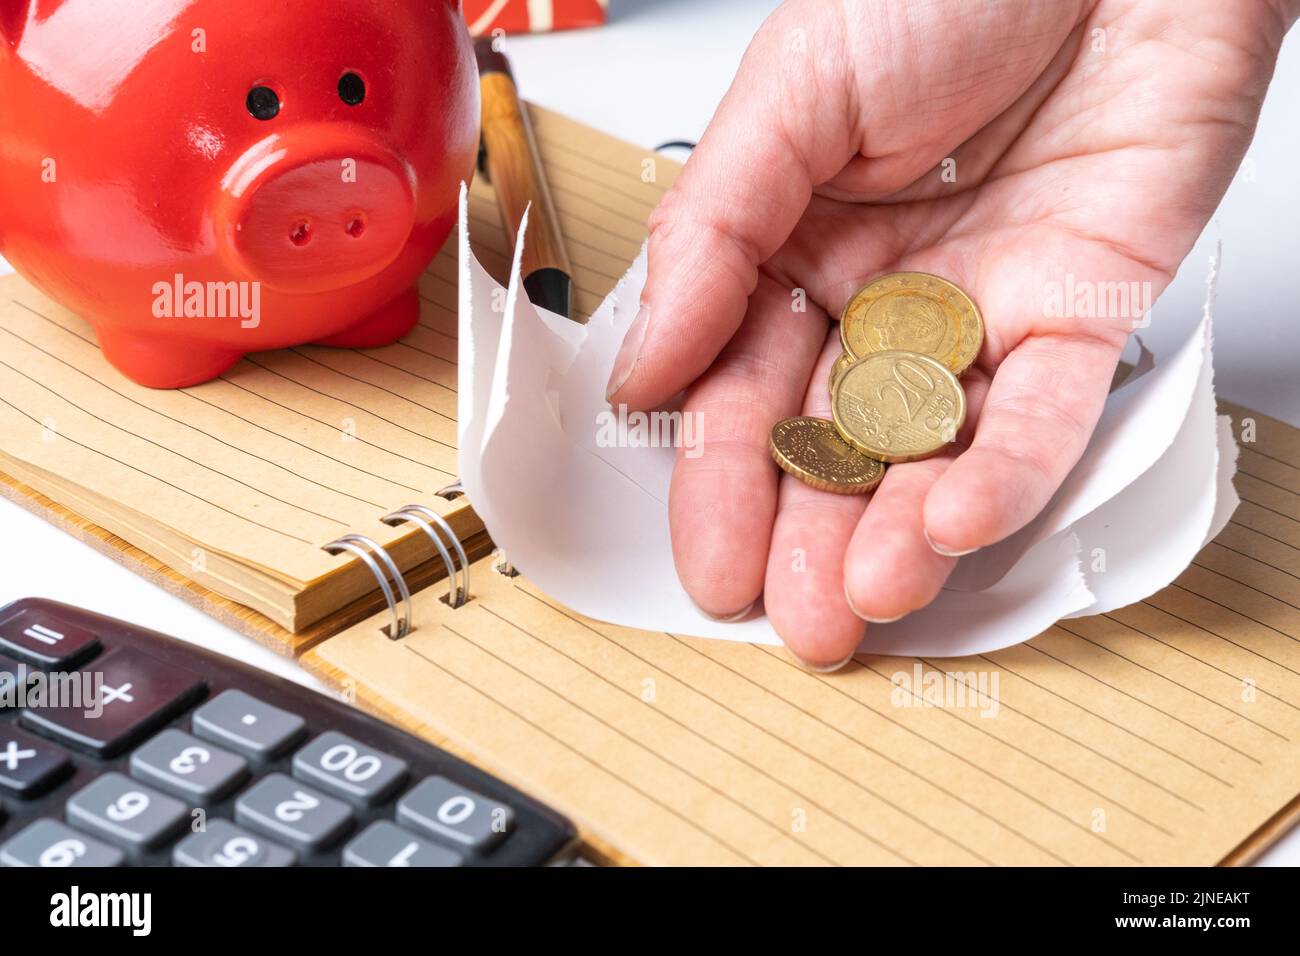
236;773;353;852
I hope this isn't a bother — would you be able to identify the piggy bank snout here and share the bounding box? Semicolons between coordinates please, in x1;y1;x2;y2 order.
218;129;416;295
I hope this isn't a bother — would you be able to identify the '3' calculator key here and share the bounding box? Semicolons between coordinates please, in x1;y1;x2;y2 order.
130;728;249;802
20;647;205;758
236;773;353;852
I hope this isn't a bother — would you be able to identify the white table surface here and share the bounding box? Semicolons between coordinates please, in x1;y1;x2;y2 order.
1;0;1296;864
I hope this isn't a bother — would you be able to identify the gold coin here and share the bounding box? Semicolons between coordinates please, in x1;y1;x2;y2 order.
831;350;966;463
768;416;885;495
839;272;984;375
828;351;854;399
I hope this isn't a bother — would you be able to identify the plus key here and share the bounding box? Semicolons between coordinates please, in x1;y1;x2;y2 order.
21;647;206;758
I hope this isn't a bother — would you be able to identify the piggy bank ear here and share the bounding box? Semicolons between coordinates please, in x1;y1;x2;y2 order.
0;0;31;46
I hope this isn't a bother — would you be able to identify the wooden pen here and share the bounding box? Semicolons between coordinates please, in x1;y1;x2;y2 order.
475;40;574;320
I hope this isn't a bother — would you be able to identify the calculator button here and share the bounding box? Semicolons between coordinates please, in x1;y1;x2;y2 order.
192;690;305;760
292;731;409;806
235;773;353;852
130;729;249;802
173;819;297;868
1;819;125;867
343;821;464;868
0;726;71;798
66;773;190;851
20;647;205;758
396;776;514;852
0;606;100;668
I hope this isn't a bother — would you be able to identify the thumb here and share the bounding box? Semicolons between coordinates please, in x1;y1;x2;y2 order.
605;8;858;409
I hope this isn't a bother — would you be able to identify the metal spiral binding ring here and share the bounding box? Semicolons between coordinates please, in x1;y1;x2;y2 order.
436;481;465;501
383;505;470;608
322;534;412;640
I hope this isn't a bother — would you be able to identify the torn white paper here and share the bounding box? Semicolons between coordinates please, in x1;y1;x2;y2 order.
457;188;1237;656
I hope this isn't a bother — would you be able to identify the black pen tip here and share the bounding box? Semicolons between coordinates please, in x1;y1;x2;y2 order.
523;268;573;320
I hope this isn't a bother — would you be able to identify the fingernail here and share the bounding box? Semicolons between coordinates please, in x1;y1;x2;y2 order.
923;528;978;558
791;649;857;673
694;599;754;623
863;611;905;624
845;582;905;624
605;305;651;402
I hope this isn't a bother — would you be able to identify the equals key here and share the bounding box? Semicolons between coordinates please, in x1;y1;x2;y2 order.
0;602;101;668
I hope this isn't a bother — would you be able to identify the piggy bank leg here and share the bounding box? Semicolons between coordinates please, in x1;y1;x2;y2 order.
311;286;420;349
95;327;242;389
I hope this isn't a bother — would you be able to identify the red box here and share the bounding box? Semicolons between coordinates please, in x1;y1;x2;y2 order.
463;0;607;35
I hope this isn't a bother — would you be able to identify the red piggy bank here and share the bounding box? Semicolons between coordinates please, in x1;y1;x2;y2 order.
0;0;478;387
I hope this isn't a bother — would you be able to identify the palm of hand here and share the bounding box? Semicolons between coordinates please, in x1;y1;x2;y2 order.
618;0;1285;666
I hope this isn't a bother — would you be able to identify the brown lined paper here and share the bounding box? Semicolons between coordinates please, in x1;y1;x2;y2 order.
307;407;1300;865
0;106;675;632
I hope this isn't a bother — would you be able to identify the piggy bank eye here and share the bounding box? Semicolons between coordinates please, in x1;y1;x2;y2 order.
338;72;366;106
246;86;281;121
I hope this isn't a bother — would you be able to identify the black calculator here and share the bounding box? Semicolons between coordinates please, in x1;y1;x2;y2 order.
0;598;578;867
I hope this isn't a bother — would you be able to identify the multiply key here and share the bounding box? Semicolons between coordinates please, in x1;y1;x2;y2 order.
0;727;70;797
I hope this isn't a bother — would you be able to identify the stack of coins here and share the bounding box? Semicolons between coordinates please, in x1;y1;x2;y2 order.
769;272;983;494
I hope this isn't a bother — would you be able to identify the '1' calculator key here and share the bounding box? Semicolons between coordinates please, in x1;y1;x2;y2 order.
343;821;463;867
20;647;205;758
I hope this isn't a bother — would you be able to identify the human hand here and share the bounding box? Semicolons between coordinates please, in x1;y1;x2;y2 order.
605;0;1297;667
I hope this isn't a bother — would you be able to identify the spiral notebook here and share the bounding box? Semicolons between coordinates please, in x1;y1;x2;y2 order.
304;403;1300;865
0;105;669;648
4;104;1300;865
